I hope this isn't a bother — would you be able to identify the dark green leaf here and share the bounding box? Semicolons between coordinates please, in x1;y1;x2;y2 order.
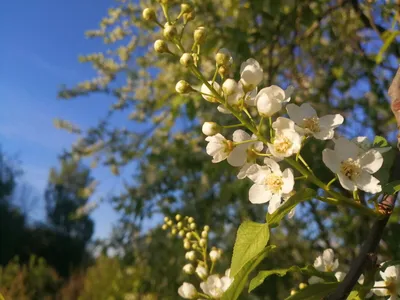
230;221;269;277
222;246;276;300
383;180;400;195
267;189;316;227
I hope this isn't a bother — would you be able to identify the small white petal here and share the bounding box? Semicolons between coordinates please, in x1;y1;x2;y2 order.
249;184;272;204
237;163;253;179
201;81;221;103
233;129;251;142
372;281;390;296
322;149;340;173
263;157;282;174
334;137;360;161
337;173;357;191
281;168;294;194
323;249;335;265
313;129;335;140
227;146;247;167
256;91;282;117
335;272;346;282
358;149;383;174
314;256;324;272
355;171;382;193
319;114;344;129
240;58;263;87
217;105;232;114
272;117;296;132
268;194;282;214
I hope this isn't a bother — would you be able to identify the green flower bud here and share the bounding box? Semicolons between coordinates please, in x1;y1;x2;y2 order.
177;222;183;229
142;8;156;21
186;232;192;239
163;23;178;40
203;225;210;231
164;216;170;222
180;53;193;67
199;238;206;247
290;289;297;296
175;214;182;221
167;220;173;226
154;40;169;54
179;230;185;237
194;26;207;44
190;223;196;230
299;283;307;290
188;217;194;223
183;11;195;24
201;230;208;238
215;48;232;66
162;224;168;230
175;80;192;94
171;228;177;235
181;3;193;14
184;240;191;249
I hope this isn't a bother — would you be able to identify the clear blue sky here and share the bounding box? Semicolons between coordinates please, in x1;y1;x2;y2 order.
0;0;124;238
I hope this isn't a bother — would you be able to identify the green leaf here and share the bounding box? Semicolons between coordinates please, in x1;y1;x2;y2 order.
267;189;316;227
230;221;270;278
285;282;340;300
222;245;276;300
249;265;337;292
373;136;396;185
383;180;400;195
376;30;400;64
347;290;361;300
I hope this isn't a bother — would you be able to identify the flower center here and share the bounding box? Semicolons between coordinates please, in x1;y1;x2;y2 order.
265;174;284;194
340;158;361;180
385;279;397;295
303;117;320;133
274;137;292;154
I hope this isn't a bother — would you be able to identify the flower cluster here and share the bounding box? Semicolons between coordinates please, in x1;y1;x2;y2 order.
162;215;233;299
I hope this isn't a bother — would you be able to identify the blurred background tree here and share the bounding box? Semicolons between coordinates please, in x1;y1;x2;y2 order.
1;0;400;299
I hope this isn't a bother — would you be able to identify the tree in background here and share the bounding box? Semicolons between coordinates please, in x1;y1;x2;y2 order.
56;0;400;298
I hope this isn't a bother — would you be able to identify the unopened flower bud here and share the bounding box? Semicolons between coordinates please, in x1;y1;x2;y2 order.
171;228;177;235
178;282;197;299
175;214;182;221
163;23;178;40
177;222;183;229
183;11;195;23
199;239;206;247
184;240;191;249
179;230;185;237
154;40;169;54
202;122;220;136
188;217;194;223
299;283;307;290
194;27;207;44
175;80;192;94
180;53;193;67
181;3;193;14
167;220;173;226
185;251;196;261
183;263;194;274
203;225;210;231
218;65;230;78
142;8;156;21
158;0;173;5
222;79;238;96
186;232;192;239
209;249;221;262
201;230;208;238
162;224;168;230
190;223;196;230
192;243;198;250
290;289;297;296
164;217;170;222
195;265;208;280
215;48;232;66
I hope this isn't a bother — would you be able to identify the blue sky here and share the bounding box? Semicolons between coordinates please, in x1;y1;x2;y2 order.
0;0;124;238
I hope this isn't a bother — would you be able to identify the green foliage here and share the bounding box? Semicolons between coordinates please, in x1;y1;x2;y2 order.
376;30;400;64
222;245;276;300
249;265;337;292
285;282;340;300
373;136;396;185
383;180;400;195
267;189;316;227
230;221;269;277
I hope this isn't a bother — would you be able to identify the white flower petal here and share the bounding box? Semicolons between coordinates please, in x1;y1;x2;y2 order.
355;171;382;194
227;146;247;167
314;256;324;272
335;271;346;282
272;117;296;132
281;168;294;194
268;194;282;214
256;90;282;117
322;149;340;173
249;184;272;204
334;137;360;161
233;129;251;142
263;157;282;174
240;58;263;87
323;249;335;265
358;149;383;174
313;129;334;140
337;173;357;191
217;105;232;114
247;165;270;184
201;81;221;103
237;163;253;179
319;114;344;129
372;281;390;296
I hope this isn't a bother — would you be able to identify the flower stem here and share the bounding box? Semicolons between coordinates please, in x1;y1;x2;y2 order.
222;123;243;129
326;177;337;189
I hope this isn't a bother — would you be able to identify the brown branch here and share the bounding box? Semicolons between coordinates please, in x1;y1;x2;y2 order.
324;65;400;300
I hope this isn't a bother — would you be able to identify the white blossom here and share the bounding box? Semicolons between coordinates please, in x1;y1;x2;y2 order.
209;249;221;262
247;158;294;214
372;266;400;299
240;58;263;89
183;264;194;274
196;265;208;280
218;80;245;114
202;122;220;136
256;85;290;117
228;130;263;168
185;251;196;261
178;282;197;299
201;81;221;103
200;269;233;299
286;103;344;140
314;248;339;272
322;137;383;193
267;126;302;159
205;134;233;163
